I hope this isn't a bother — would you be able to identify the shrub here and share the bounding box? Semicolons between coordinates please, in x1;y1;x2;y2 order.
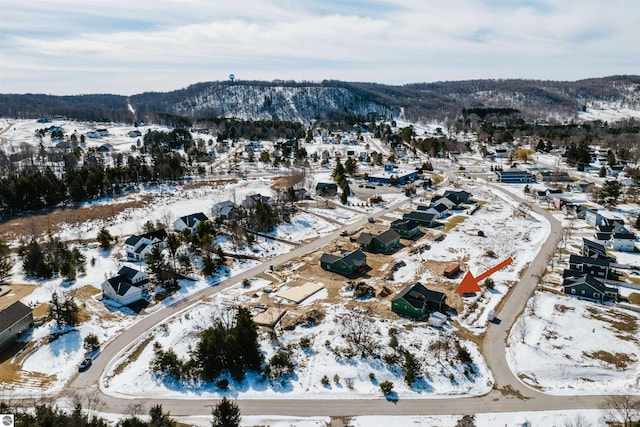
333;374;340;384
484;250;496;258
379;380;394;395
216;379;229;390
477;230;485;237
369;372;376;381
484;278;495;290
299;336;312;349
321;375;330;386
83;333;100;352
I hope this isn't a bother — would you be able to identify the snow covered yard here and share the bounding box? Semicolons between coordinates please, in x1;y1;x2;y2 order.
507;291;640;395
104;299;492;400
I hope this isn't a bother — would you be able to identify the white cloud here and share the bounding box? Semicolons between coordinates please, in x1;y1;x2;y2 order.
1;0;638;94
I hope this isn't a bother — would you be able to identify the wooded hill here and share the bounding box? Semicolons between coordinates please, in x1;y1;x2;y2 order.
1;76;639;124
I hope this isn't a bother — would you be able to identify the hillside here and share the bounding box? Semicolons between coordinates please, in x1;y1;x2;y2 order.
1;76;639;124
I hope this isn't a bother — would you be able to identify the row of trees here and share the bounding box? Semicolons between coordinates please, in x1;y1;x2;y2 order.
18;235;86;280
0;399;242;427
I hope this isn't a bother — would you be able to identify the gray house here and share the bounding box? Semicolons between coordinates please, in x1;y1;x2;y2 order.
0;301;33;350
562;274;618;302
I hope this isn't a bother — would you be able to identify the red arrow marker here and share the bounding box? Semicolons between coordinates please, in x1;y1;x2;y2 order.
455;257;513;294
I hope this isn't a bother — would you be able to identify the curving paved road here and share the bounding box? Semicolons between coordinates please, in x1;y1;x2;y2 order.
62;182;611;417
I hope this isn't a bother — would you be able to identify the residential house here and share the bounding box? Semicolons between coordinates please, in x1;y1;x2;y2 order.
101;266;149;306
356;229;401;253
611;228;637;252
562;274;618;302
537;171;572;182
320;249;367;276
315;182;338;197
211;201;236;221
0;301;34;351
116;266;149;288
174;212;209;233
606;165;625;177
568;255;621;281
124;229;167;261
442;190;473;208
102;276;145;306
242;194;274;209
391;283;446;318
419;202;449;219
582;238;612;260
402;211;439;228
390;219;421;238
495;169;535;183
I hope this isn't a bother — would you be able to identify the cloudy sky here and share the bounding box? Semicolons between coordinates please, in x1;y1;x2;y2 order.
1;0;638;95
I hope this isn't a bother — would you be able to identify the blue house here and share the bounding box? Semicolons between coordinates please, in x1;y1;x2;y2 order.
495;169;535;183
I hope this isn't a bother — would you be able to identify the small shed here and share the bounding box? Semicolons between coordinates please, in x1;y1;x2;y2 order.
444;263;461;278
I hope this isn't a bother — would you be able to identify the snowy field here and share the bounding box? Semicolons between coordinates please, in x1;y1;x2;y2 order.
104;300;492;400
507;291;640;395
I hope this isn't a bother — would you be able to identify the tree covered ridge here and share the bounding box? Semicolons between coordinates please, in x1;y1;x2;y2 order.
1;76;638;123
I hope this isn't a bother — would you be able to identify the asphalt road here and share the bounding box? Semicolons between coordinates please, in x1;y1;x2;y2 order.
63;182;611;418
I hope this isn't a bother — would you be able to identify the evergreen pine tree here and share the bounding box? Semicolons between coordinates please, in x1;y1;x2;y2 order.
211;397;241;427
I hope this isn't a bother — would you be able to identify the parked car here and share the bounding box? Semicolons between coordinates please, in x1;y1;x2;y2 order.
368;217;375;223
79;358;92;372
340;230;348;236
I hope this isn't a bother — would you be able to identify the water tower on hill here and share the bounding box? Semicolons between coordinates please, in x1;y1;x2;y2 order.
229;73;235;82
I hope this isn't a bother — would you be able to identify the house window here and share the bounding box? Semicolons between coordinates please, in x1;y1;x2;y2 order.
593;293;600;299
571;289;576;294
581;290;585;295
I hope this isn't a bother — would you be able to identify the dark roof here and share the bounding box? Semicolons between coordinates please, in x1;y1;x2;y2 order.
562;274;616;294
320;253;341;264
597;224;615;233
356;232;375;245
403;211;437;224
342;249;367;267
595;232;611;241
124;235;142;246
126;229;167;247
392;283;446;309
316;182;337;190
391;219;420;231
0;301;32;333
179;212;208;228
431;203;449;213
583;238;606;254
117;266;143;281
443;190;472;204
612;232;636;240
356;229;400;246
376;229;400;244
106;275;136;296
569;254;612;267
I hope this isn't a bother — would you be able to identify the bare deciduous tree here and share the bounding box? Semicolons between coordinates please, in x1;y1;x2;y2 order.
600;395;640;427
341;306;380;357
564;414;592;427
515;316;528;344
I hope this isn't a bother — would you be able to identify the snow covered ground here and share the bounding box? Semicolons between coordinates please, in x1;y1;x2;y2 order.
507;291;640;395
